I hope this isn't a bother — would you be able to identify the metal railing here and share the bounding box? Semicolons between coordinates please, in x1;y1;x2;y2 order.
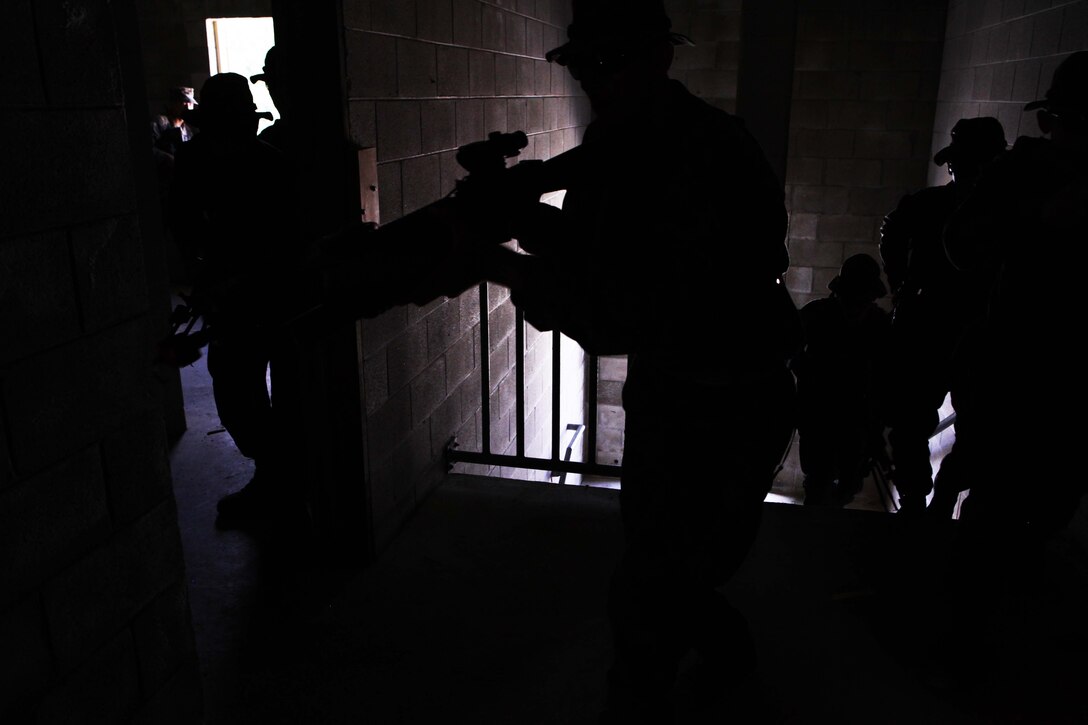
445;283;622;480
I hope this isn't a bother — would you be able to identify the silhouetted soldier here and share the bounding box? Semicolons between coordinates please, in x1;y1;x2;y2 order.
791;254;891;508
483;1;801;720
250;46;292;154
922;51;1088;692
168;72;310;527
151;85;197;157
879;117;1007;517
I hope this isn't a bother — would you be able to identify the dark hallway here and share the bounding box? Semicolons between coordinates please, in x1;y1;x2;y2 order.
171;349;1088;723
4;0;1088;723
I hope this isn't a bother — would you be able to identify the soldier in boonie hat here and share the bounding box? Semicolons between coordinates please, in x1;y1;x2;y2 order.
1023;50;1088;127
545;0;693;80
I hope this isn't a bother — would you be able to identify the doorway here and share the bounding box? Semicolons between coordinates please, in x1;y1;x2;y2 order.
205;16;278;134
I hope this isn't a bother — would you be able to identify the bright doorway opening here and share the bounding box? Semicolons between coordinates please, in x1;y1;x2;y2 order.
205;17;277;134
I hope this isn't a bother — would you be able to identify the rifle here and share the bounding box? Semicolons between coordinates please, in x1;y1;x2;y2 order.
289;130;587;340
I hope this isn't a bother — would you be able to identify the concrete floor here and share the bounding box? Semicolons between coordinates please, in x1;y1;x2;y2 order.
168;350;1088;724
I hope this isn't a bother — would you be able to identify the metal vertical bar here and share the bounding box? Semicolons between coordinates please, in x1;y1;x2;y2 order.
515;308;526;457
479;282;491;455
551;329;561;462
587;354;599;465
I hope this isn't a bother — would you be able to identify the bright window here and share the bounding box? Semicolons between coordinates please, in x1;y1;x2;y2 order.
205;17;277;134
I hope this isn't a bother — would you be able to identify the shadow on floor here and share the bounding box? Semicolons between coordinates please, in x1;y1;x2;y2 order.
169;354;1088;724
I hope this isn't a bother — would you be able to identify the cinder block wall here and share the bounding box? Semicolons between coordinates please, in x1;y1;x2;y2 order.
342;0;593;548
0;0;200;721
783;0;948;308
928;0;1088;186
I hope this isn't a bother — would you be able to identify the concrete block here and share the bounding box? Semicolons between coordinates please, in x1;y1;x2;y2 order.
784;264;814;295
71;216;149;334
101;410;171;527
387;319;429;395
436;46;470;98
893;41;944;72
0;0;45;108
541;22;562;57
487;95;507;132
825;158;882;186
854;130;914;159
886;99;937;132
377;101;422;162
969;29;992;68
685;69;739;101
368;386;413;462
411;357;448;425
795;70;859;100
973;65;995;100
362;350;389;415
787;212;819;240
487;301;516;354
496;54;518;96
785;157;824;185
0;230;80;365
373;0;416;35
377;161;403;222
0;109;134;238
34;0;123;107
483;5;506;51
989;62;1015;101
598;355;628;383
454;0;483;47
850;187;906;216
343;0;372;30
818;214;877;243
881;158;928;188
456;99;485;146
0;448;110;605
1007;16;1034;59
421;100;457;154
4;318;154;475
987;22;1011;64
349;101;377;148
0;595;53;712
507;98;529;135
43;500;184;673
507;12;527;55
1002;0;1027;21
517;57;536;96
535;59;552;96
793;127;855;158
859;71;921;100
445;331;477;395
35;630;139;725
1060;4;1088;52
788;239;845;268
526;19;545;58
424;297;462;357
418;0;454;42
439;149;464;199
402;154;441;215
346;32;397;98
1011;59;1041;102
428;392;463;459
469;50;497;96
398;40;438;98
130;581;197;698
